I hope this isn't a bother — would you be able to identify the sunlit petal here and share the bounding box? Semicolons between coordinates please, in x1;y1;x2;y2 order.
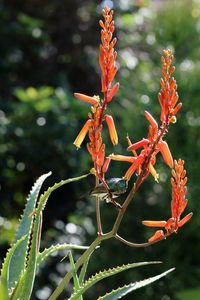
74;93;99;105
73;119;93;148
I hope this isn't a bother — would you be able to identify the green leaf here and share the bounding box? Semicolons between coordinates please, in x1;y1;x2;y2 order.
79;246;98;285
0;235;26;300
98;268;175;300
79;253;92;285
37;243;88;269
9;172;51;290
68;251;83;300
14;173;89;300
69;261;162;300
0;284;7;300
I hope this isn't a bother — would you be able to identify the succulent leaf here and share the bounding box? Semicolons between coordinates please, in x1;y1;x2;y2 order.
37;243;88;270
8;172;51;290
69;261;162;300
98;268;175;300
0;235;26;300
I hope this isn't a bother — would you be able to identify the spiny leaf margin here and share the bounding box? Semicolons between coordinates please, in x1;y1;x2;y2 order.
8;172;51;290
0;235;27;300
37;243;88;270
98;268;175;300
14;173;89;300
69;261;162;300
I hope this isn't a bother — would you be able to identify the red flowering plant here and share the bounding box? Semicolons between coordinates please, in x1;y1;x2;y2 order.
72;7;192;248
0;6;192;300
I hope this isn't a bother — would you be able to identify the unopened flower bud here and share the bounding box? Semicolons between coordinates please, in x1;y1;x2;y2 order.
105;115;118;145
107;82;119;102
158;140;173;168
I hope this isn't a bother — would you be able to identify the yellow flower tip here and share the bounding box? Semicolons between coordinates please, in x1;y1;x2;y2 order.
109;154;136;163
90;168;96;176
149;163;159;182
73;119;93;148
105;115;118;146
73;142;81;149
170;116;177;124
158;140;173;168
74;93;99;105
163;49;172;57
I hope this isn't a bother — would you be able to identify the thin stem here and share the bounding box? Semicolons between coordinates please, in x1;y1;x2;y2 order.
112;123;168;236
96;197;102;236
115;233;166;247
49;232;113;300
96;174;103;236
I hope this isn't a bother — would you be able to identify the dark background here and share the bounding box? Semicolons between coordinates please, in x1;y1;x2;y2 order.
0;0;200;299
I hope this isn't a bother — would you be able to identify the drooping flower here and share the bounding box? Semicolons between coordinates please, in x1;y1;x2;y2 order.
73;119;94;149
74;93;100;105
142;159;193;243
109;110;173;182
109;50;182;182
105;114;118;145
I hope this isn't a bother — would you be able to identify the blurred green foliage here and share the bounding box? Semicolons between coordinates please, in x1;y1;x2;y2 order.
0;0;200;299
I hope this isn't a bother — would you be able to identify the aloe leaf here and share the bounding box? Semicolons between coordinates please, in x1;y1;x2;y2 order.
79;253;91;285
8;172;51;290
0;235;26;300
69;261;162;300
17;173;89;300
0;284;7;300
98;268;175;300
79;246;97;285
68;251;83;300
37;243;88;270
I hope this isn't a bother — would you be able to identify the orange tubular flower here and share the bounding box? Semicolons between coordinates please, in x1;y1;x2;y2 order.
144;111;158;134
109;108;174;182
157;140;173;168
74;93;100;105
142;159;193;243
73;119;93;149
124;155;145;181
105;114;118;145
107;82;120;102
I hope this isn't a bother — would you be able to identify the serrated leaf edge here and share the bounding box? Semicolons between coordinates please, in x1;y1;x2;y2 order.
8;172;51;290
69;261;162;300
17;173;89;299
0;235;27;299
37;243;88;269
97;268;175;300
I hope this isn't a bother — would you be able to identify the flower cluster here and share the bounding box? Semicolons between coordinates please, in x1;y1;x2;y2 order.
109;49;182;182
142;159;193;243
73;6;192;245
159;49;182;124
73;7;119;180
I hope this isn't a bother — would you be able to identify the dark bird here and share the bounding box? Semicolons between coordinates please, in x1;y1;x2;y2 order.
90;178;128;202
